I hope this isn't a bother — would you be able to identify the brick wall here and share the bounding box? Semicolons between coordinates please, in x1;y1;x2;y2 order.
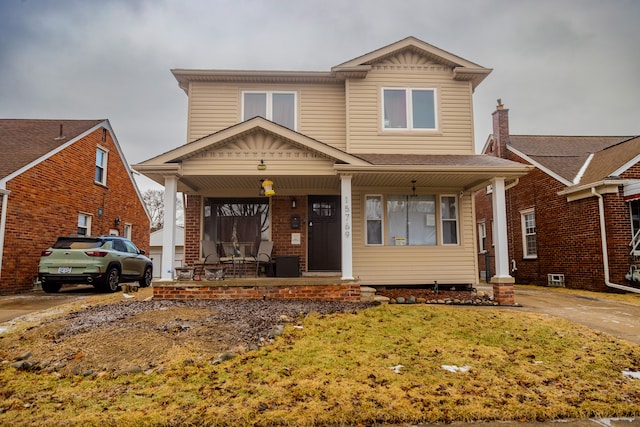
0;127;150;294
153;282;361;301
475;108;639;293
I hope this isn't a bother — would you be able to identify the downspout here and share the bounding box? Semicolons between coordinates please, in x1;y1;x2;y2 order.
0;189;9;281
591;187;640;293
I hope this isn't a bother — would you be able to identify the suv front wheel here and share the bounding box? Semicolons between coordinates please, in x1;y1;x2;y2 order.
101;266;120;293
139;266;152;288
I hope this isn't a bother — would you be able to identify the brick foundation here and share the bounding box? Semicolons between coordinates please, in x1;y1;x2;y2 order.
153;279;361;302
492;282;516;305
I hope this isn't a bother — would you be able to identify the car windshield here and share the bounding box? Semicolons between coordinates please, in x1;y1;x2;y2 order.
52;238;104;250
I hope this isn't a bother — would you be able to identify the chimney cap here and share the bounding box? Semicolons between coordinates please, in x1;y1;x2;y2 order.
496;98;504;110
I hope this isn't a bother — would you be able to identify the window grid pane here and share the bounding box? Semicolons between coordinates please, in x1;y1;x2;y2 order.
383;89;407;129
523;212;537;256
95;149;106;183
387;195;436;246
412;90;435;129
272;93;295;129
441;196;458;244
243;93;267;120
365;196;383;245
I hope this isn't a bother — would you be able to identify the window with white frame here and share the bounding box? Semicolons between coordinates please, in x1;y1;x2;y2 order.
365;195;383;245
242;91;296;130
382;88;437;130
78;213;92;236
478;222;487;253
440;195;458;244
387;195;437;245
366;194;459;246
124;223;132;240
95;147;108;185
521;209;537;258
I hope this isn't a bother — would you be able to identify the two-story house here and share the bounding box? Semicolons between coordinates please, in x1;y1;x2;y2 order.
134;37;531;304
476;102;640;293
0;119;150;294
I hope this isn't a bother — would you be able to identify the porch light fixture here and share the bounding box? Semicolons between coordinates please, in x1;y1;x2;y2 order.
410;180;417;197
114;217;121;227
257;159;266;170
291;197;297;209
262;179;275;197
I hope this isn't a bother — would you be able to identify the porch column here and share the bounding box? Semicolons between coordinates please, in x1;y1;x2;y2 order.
491;177;515;305
160;175;178;281
340;175;354;280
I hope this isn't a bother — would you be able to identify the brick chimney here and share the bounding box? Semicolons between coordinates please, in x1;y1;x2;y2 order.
491;99;509;159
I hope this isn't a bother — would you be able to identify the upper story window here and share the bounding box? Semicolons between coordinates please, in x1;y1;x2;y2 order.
95;147;108;185
382;88;437;130
521;209;537;259
242;91;296;130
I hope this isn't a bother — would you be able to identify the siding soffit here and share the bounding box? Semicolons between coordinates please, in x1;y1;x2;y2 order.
171;36;492;92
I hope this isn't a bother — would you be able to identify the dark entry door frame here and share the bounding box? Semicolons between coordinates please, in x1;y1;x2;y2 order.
307;195;341;271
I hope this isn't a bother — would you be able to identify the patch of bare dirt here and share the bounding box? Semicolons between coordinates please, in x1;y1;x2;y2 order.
1;293;376;376
375;286;485;302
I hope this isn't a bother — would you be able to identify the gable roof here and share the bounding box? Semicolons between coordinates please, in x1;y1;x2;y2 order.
135;116;370;168
172;36;492;93
507;135;635;185
0;119;104;179
332;36;491;89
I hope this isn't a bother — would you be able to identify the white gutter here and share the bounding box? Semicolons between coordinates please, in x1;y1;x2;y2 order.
591;187;640;293
0;188;9;281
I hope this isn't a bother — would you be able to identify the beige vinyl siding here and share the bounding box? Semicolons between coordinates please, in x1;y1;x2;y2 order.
346;66;475;155
351;190;478;286
187;82;239;142
186;81;347;150
298;83;346;151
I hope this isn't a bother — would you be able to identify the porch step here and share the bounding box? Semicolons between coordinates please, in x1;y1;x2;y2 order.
360;286;390;304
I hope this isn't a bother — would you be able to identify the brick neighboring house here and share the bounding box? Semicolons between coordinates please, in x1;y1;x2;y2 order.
0;119;150;294
475;102;640;293
134;37;531;304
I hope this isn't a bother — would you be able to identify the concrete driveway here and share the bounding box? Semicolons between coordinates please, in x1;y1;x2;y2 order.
489;285;640;345
0;285;95;323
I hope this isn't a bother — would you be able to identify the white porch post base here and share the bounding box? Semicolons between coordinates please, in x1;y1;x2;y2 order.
159;175;178;281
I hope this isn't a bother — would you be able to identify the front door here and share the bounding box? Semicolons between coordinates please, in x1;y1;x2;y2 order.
308;195;341;271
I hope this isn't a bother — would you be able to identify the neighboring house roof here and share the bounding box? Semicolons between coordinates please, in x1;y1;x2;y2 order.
150;226;185;248
0;118;151;221
507;135;636;185
0;119;103;179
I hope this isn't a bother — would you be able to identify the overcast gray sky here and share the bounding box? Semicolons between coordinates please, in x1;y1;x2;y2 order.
1;0;638;191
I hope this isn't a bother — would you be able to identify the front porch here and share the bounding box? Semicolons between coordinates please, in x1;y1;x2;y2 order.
153;276;362;302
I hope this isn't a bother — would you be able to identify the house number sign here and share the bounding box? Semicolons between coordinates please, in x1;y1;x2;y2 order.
343;196;351;238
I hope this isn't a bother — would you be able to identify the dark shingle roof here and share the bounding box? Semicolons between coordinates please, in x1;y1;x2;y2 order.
357;153;522;168
0;119;103;179
508;135;634;183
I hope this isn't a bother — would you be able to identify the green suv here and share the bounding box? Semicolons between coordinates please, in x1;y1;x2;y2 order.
38;236;152;293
